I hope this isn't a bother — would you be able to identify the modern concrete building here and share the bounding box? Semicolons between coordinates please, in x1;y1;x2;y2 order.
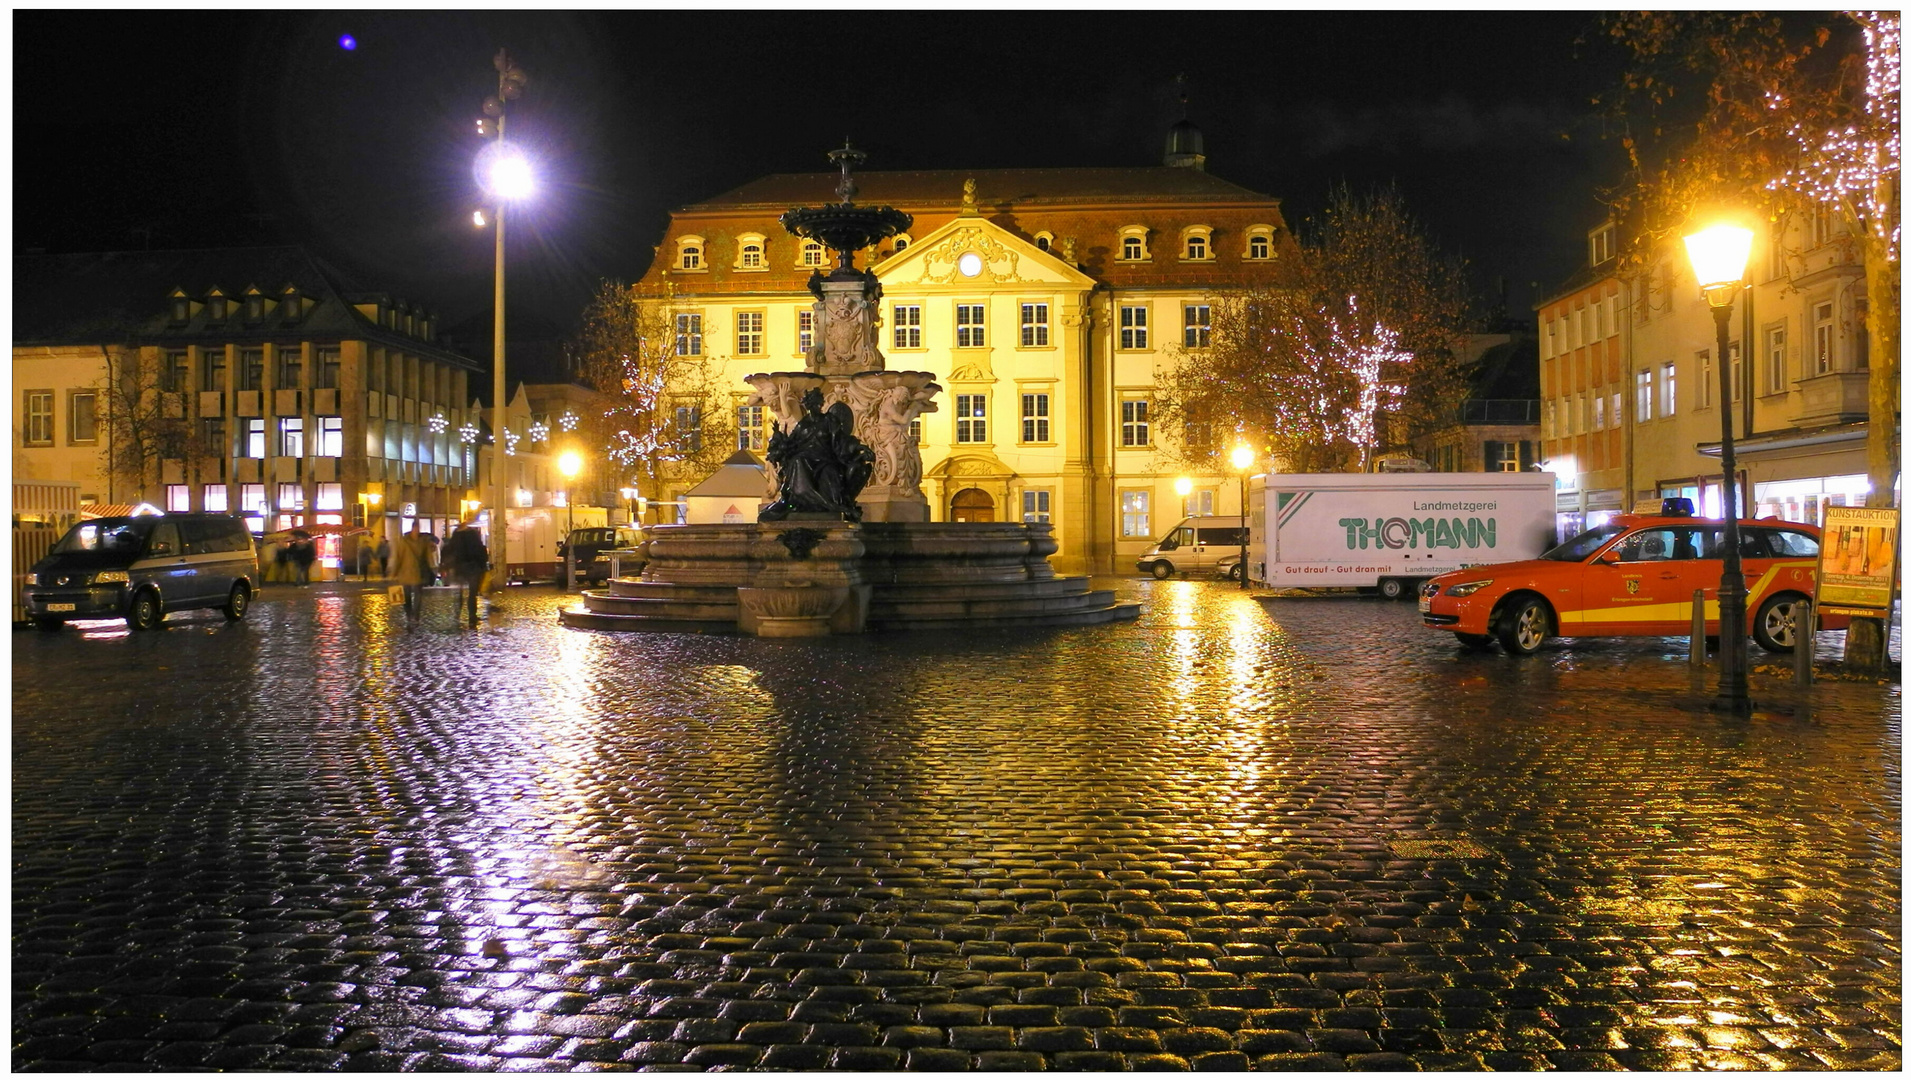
632;128;1294;574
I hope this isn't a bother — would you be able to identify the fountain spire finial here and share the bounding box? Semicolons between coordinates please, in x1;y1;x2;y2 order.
829;139;866;205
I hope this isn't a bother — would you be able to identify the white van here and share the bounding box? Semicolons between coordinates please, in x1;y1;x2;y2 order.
1136;516;1247;580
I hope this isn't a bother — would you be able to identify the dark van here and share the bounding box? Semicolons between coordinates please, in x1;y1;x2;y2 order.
22;513;260;631
557;526;645;585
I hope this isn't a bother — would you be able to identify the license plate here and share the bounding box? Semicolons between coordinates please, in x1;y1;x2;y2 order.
47;603;76;612
1417;596;1431;614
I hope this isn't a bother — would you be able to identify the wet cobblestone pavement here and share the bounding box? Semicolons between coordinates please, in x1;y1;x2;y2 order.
13;579;1900;1071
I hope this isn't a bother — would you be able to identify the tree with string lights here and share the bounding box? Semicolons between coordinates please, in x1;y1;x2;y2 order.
1599;11;1899;671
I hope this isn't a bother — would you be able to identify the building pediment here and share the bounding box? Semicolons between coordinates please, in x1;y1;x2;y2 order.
925;452;1017;481
876;216;1097;292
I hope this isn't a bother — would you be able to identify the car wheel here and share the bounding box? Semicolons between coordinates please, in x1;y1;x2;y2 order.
1228;563;1245;583
1496;596;1548;655
1378;577;1408;601
128;589;164;631
1455;632;1495;650
33;617;63;633
1151;561;1175;580
1754;593;1805;653
224;584;250;621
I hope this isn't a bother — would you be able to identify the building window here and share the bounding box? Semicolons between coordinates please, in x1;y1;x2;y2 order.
203;484;228;513
1636;369;1653;422
1022;490;1051;524
955;394;987;443
1591;394;1605;431
278;483;305;510
245;295;264;323
240;483;265;514
737;236;765;269
892;235;910;252
800;240;827;267
797;309;814;353
737;404;766;451
279;417;304;458
198;346;225;391
956;304;986;348
244;418;266;458
166;484;190;512
1764;326;1788;393
240;349;264;391
1119;227;1149;261
1120;490;1151;538
1185;489;1215;517
1019;303;1049;347
736;311;764;355
909;417;922;444
68;390;98;444
1487;442;1524;472
893;304;921;349
1120;305;1148;349
157;349;188;392
1034;233;1053;252
317;416;343;457
208;296;228;322
680;243;702;270
1246;230;1272;260
171;297;190;324
672;405;702;453
1120;397;1150;447
316;483;343;511
675;313;703;356
1810;205;1835;247
1661;361;1677;417
1813;301;1834;374
1182;228;1211;260
202;417;225;460
1727;342;1742;404
1611;391;1622;429
1589;223;1615;265
1183;304;1211;348
277;345;302;390
1020;392;1050;443
24;390;54;445
316;347;341;390
1698;349;1714;409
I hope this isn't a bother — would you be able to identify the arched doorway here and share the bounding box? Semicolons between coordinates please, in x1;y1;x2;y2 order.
950;487;995;523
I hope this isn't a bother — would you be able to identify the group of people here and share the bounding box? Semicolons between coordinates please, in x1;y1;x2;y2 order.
386;521;491;629
260;536;318;584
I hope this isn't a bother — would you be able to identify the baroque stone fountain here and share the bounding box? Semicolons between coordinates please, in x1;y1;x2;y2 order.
561;145;1138;637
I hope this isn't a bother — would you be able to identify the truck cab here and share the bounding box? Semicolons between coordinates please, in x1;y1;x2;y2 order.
1137;516;1247;580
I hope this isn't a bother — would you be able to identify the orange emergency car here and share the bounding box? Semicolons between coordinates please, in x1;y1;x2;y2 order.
1419;500;1846;655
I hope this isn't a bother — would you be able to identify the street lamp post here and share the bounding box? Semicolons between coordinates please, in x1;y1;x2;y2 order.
1230;445;1255;590
1683;222;1755;715
476;48;530;594
558;450;582;591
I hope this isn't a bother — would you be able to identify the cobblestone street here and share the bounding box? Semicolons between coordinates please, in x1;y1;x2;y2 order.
13;579;1901;1071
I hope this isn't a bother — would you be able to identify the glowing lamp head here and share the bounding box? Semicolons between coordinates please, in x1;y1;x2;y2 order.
472;210;487;228
1683;223;1754;303
477;143;535;201
1173;477;1193;498
1230;445;1255;472
557;450;583;479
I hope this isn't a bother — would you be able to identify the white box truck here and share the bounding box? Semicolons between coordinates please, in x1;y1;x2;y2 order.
1249;473;1558;599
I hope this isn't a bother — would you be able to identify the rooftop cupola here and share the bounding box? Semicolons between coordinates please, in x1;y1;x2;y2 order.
1164;75;1206;170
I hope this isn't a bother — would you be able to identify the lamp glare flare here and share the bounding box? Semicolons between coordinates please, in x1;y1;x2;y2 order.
1765;11;1901;260
483;145;536;201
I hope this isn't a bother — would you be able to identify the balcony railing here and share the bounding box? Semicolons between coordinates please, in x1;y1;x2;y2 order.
1455;399;1540;425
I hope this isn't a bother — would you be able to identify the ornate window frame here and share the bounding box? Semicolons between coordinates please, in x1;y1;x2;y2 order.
734;233;768;272
1118;226;1151;262
675;235;706;272
1180;225;1214;262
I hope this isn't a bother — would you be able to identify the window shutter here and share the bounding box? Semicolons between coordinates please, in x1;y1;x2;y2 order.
1483;440;1502;473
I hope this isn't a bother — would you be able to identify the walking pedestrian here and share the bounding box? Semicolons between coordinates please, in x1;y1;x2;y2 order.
391;523;437;621
441;519;491;629
374;535;391;579
291;536;316;585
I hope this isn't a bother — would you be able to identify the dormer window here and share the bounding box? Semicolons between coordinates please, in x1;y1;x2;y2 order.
1181;226;1213;261
207;295;228;322
799;239;827;267
892;235;911;253
170;297;190;324
1119;226;1150;262
244;294;265;323
1034;231;1054;253
677;235;705;271
735;233;767;270
1244;225;1276;261
1589;222;1615;265
281;288;301;324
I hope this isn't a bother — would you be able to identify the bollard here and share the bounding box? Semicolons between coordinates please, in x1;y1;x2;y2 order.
609;550;620;582
566;546;576;592
1690;589;1706;666
1794;598;1814;687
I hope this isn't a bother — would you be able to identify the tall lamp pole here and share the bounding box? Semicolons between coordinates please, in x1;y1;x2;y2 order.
1684;223;1755;715
558;450;582;591
1231;444;1255;589
477;49;529;593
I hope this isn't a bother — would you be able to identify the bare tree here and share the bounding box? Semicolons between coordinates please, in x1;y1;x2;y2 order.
1158;185;1473;473
100;344;198;502
569;281;735;511
1600;11;1900;670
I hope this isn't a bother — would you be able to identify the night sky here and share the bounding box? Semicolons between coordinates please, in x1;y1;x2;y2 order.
14;10;1627;340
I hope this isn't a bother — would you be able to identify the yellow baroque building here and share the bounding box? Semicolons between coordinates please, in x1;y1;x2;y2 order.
636;134;1293;575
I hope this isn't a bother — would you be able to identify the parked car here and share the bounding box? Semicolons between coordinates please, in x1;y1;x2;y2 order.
1137;516;1247;580
21;513;259;631
556;526;645;585
1419;501;1846;655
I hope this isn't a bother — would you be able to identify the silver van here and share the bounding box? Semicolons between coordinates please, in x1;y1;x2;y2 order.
1136;516;1247;580
22;514;260;631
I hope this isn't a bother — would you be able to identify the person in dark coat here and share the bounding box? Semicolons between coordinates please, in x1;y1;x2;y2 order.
374;536;391;578
290;537;317;585
441;520;491;629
